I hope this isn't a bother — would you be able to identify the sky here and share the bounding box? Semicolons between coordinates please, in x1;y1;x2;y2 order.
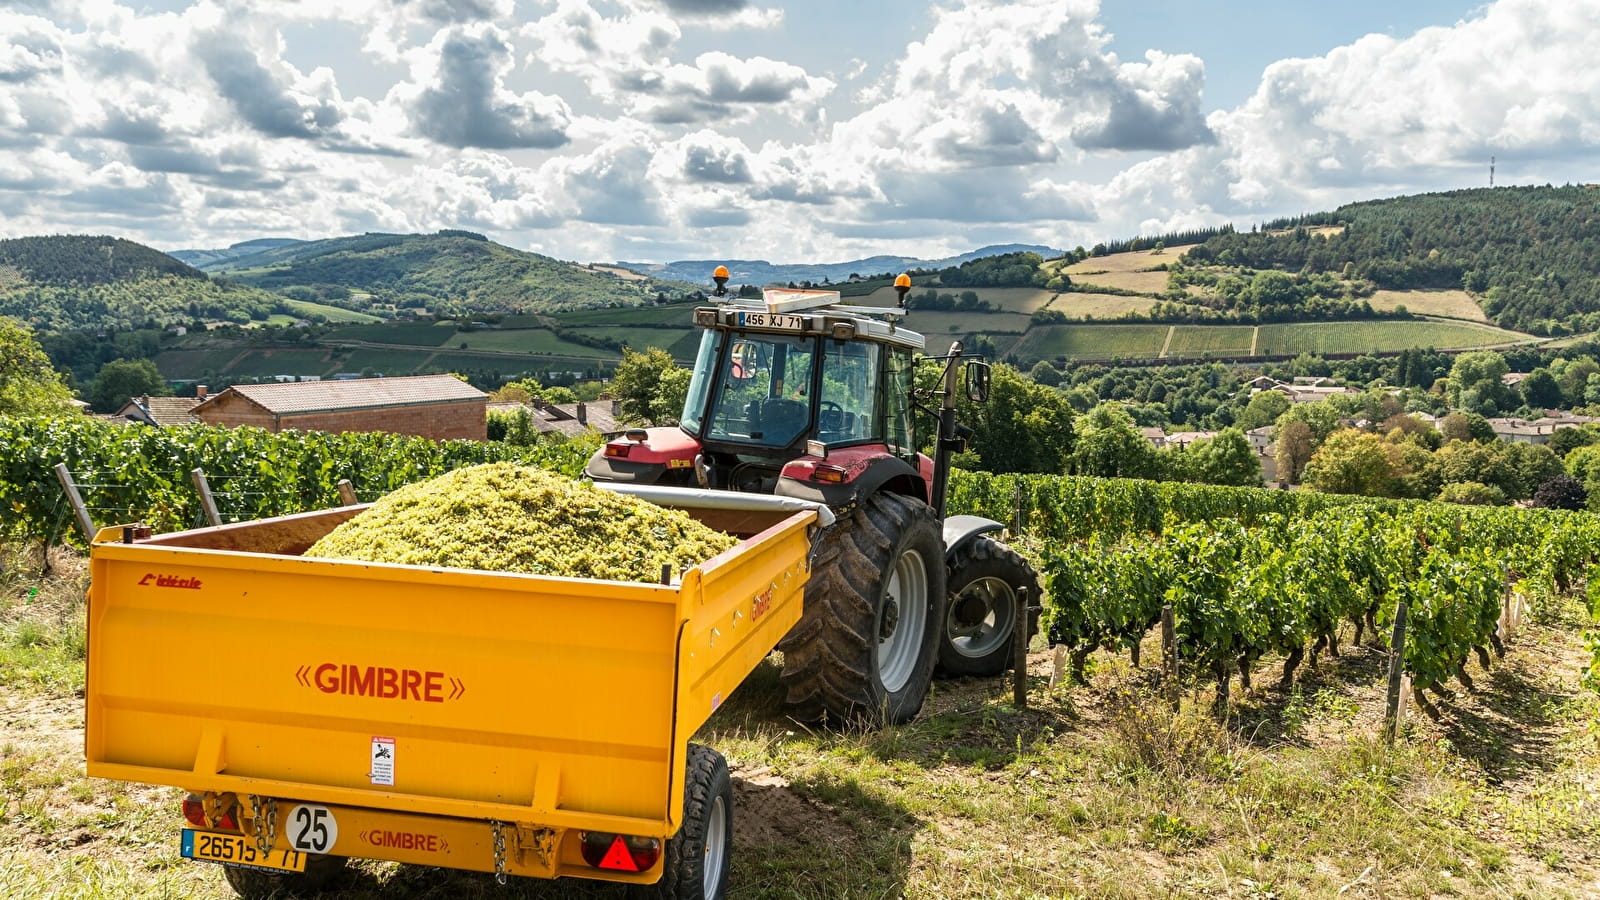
1;0;1597;265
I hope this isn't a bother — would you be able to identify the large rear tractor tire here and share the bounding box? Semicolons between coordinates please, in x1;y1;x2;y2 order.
938;536;1041;677
778;492;946;727
633;744;733;900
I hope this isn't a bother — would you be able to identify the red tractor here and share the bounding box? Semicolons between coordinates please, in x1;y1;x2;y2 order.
586;270;1040;726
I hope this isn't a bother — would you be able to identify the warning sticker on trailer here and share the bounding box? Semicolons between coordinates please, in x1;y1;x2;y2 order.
370;737;395;786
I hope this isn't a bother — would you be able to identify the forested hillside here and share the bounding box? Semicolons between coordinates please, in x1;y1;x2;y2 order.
0;236;286;330
1183;186;1600;334
214;231;686;315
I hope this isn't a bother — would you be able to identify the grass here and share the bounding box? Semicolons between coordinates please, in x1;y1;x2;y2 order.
1;540;1597;898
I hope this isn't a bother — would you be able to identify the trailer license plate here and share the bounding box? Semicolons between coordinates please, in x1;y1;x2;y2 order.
737;312;805;331
182;830;308;873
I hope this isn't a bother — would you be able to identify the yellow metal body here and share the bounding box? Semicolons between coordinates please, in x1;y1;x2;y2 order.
86;502;812;883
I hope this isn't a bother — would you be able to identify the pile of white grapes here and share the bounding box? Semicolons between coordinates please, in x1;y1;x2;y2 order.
308;462;739;582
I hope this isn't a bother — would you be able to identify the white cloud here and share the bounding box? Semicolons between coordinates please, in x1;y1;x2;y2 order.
526;2;827;125
394;23;572;149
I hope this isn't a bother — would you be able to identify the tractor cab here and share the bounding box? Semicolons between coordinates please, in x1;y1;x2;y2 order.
675;288;926;495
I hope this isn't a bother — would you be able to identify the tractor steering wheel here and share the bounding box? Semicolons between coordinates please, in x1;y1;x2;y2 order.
818;400;846;434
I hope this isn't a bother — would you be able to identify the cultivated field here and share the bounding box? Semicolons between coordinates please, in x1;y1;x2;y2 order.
1052;292;1160;319
1163;325;1256;357
1011;324;1171;360
901;310;1033;336
1;541;1596;899
1057;244;1195;296
1254;320;1532;357
1365;289;1487;321
284;300;383;324
854;285;1058;314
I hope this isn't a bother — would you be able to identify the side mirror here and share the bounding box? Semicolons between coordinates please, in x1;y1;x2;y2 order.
729;341;758;384
964;360;991;402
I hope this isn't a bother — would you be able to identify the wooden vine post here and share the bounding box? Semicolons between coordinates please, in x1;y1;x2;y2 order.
1160;603;1179;711
1012;586;1031;709
1383;598;1410;743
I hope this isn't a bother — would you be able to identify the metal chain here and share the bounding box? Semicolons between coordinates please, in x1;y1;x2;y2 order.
490;821;508;886
249;795;278;858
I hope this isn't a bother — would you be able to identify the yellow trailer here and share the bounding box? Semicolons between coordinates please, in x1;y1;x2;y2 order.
85;487;823;899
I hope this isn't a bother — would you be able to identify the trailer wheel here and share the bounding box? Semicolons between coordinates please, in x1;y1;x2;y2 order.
938;536;1042;677
778;492;945;726
635;744;732;900
221;853;345;899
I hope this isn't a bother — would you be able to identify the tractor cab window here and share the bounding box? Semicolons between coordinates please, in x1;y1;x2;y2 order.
885;347;916;460
819;340;882;444
705;333;817;448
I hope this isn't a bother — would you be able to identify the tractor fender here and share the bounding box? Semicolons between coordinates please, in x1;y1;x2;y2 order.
775;452;928;509
941;515;1005;561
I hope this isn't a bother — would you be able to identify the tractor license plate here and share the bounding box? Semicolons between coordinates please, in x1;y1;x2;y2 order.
737;312;805;331
182;830;308;873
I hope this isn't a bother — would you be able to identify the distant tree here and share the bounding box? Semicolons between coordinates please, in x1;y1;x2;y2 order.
1302;430;1399;497
1276;401;1341;444
1532;474;1587;510
1519;368;1563;410
1549;424;1600;458
0;317;75;418
612;347;687;425
1447;350;1512;415
953;364;1075;474
1437;411;1496;443
1028;360;1063;387
1504;442;1565;499
89;357;169;413
1234;390;1290;432
1434;440;1522;499
1070;402;1157;479
1185;428;1263;487
1274;420;1315;485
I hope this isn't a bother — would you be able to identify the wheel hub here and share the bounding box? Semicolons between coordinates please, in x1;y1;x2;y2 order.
952;590;990;629
879;593;900;641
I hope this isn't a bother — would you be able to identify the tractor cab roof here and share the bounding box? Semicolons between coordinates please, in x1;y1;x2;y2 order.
695;288;925;352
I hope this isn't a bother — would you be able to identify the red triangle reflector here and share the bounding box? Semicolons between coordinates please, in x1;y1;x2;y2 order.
597;835;640;872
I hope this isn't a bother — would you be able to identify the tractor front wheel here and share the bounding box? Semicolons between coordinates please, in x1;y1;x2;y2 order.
938;536;1041;677
778;492;945;727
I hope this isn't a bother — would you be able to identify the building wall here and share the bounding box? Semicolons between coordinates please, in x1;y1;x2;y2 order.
196;395;276;429
198;398;487;440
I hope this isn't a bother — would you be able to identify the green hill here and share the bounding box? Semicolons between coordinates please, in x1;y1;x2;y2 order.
0;235;287;331
210;230;689;316
1182;185;1600;335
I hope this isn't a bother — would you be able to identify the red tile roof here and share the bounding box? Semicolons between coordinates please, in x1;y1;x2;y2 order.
199;375;486;415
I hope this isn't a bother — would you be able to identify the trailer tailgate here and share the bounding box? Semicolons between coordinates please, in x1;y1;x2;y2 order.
85;504;812;837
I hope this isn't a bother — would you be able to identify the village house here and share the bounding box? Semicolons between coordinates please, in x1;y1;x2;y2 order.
193;375;487;441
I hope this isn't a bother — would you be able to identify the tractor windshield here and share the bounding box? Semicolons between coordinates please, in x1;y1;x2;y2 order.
700;332;818;448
